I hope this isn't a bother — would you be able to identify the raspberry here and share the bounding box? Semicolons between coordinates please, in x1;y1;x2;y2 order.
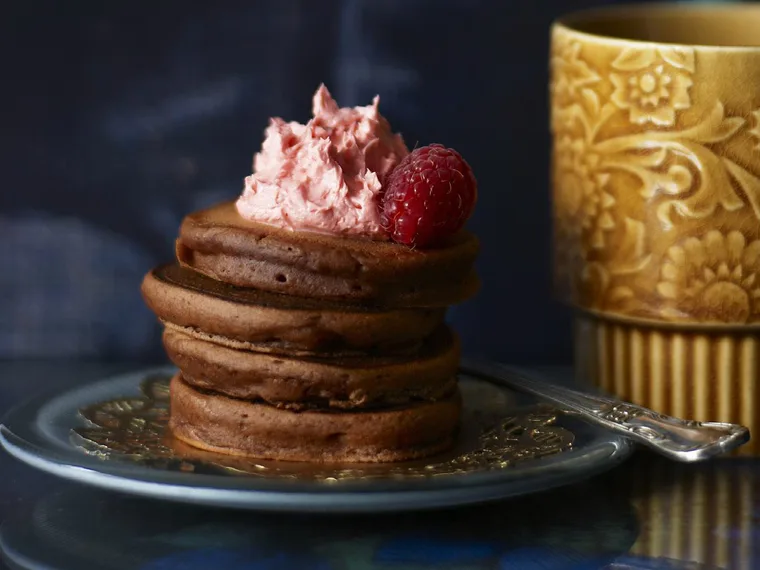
381;144;477;248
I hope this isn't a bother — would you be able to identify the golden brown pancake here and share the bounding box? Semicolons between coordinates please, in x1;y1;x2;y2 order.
169;374;461;463
176;201;479;306
163;326;459;409
142;264;445;356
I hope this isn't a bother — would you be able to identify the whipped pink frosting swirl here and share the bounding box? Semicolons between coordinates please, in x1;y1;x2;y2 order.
236;85;409;239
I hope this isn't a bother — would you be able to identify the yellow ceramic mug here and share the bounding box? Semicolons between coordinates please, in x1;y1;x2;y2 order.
550;4;760;454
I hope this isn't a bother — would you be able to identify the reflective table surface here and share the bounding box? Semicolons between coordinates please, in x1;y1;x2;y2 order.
0;362;755;570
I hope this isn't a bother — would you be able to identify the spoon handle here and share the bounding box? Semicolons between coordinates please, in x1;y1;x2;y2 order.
461;359;750;462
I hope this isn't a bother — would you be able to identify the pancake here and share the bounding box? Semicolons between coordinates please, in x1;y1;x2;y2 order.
169;374;461;463
176;201;479;306
163;326;460;409
142;264;445;356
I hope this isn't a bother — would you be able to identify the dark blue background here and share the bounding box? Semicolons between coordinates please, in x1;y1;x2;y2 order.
1;0;660;362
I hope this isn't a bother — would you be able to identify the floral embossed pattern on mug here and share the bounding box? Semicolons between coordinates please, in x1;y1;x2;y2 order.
551;4;760;455
551;5;760;326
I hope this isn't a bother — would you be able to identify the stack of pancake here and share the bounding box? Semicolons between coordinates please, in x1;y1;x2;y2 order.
142;201;479;463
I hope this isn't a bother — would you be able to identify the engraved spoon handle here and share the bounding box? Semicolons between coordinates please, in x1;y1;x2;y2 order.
460;359;750;462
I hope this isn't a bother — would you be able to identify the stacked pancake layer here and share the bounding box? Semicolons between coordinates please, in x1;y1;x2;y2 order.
142;202;478;463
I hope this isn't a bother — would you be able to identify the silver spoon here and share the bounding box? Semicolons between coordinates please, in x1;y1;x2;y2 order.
461;359;750;462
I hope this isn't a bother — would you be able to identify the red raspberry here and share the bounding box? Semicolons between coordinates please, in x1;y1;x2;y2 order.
381;144;477;248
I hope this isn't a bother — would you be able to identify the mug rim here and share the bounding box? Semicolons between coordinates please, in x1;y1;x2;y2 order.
554;2;760;52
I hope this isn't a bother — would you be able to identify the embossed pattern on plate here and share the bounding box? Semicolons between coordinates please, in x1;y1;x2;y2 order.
71;373;574;481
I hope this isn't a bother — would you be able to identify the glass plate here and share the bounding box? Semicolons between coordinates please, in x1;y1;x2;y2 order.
0;366;633;513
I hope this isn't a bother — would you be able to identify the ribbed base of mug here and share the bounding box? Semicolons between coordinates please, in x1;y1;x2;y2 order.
575;316;759;456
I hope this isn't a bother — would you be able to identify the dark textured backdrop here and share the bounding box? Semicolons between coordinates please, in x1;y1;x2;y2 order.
1;0;657;362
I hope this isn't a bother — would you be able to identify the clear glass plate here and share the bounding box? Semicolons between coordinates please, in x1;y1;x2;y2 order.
0;366;633;513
